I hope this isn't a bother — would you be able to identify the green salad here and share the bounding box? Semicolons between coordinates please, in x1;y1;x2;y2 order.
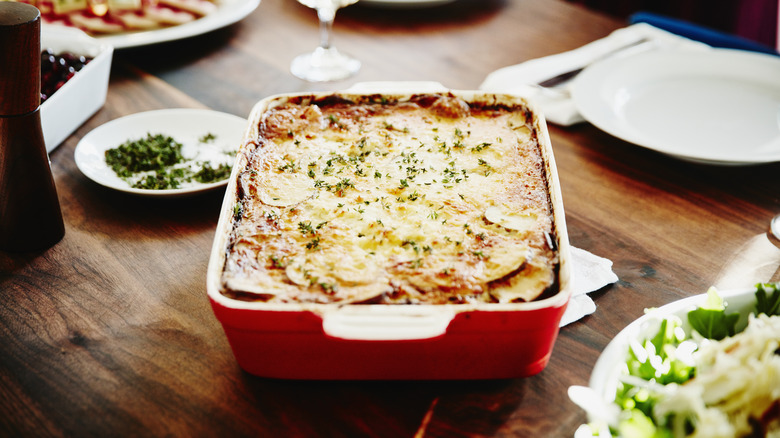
584;283;780;438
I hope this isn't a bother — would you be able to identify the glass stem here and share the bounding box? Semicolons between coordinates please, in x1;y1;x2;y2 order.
317;8;336;49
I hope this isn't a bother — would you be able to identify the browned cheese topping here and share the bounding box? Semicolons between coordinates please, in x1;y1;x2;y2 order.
220;93;559;305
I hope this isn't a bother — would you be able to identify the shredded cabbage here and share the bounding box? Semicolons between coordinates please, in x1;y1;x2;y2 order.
654;313;780;437
588;284;780;438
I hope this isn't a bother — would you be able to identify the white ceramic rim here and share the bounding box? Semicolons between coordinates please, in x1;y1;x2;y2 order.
572;48;780;165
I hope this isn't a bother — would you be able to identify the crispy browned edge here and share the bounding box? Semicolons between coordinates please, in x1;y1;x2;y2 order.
209;91;568;307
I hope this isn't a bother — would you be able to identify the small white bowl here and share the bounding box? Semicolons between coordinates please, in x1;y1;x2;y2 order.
40;26;113;153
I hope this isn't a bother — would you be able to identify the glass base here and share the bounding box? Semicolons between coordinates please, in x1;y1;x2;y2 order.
290;46;361;82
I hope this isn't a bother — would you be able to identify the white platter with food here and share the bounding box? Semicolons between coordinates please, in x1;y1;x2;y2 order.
41;0;260;49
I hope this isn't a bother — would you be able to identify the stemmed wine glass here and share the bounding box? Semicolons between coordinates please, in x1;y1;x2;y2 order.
291;0;361;82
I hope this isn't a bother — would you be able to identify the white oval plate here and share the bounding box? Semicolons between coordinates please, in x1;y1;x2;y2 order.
572;48;780;165
43;0;260;49
585;287;758;418
75;108;247;197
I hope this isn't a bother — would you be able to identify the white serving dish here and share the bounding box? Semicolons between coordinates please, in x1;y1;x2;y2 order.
42;0;260;49
40;26;113;153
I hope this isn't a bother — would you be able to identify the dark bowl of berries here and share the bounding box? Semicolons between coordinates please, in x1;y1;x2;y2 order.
40;26;113;152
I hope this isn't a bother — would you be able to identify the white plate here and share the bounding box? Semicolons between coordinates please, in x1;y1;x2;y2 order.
572;48;780;165
75;109;247;197
43;0;260;49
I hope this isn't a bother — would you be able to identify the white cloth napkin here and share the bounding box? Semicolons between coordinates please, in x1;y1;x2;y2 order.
478;23;710;126
560;247;619;327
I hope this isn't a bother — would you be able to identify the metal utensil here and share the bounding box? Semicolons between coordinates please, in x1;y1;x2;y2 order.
536;37;653;89
771;214;780;241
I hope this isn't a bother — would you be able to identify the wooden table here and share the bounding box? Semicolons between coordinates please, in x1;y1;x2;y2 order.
2;0;779;436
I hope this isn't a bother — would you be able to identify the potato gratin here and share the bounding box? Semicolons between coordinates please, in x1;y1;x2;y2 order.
220;93;560;305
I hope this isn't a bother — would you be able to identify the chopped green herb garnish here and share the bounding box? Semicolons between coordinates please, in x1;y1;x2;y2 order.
306;237;320;250
298;221;315;236
105;132;234;190
278;159;298;173
199;133;216;143
105;133;183;177
269;255;288;269
192;163;232;184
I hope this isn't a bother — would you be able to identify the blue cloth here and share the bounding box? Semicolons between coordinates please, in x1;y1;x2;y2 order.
629;11;779;56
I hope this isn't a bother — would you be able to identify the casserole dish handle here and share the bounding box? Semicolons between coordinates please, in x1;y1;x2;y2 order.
321;308;457;341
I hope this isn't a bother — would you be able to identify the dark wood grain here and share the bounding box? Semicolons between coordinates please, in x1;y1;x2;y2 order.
1;0;779;436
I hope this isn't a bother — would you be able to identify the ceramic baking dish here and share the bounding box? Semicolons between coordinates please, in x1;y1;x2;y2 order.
206;84;571;380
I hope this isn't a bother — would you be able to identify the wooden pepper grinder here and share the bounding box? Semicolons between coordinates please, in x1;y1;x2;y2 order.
0;2;65;252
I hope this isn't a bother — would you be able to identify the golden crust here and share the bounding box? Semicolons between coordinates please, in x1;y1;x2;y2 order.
220;93;559;304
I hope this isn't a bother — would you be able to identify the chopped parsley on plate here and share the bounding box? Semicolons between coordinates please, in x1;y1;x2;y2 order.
104;132;233;190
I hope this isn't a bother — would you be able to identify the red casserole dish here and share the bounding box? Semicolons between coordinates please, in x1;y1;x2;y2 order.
206;85;571;380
